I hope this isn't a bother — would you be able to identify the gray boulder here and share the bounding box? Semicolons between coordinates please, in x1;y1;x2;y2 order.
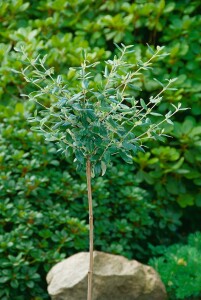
47;251;167;300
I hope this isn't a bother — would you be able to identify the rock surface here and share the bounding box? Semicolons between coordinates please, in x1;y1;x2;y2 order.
47;251;167;300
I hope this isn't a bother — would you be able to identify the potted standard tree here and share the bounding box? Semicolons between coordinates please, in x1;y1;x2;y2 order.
15;44;186;300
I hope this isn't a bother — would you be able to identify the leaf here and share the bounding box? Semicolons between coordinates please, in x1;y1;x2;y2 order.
171;157;184;170
158;0;165;13
169;77;177;83
45;67;54;75
153;78;164;87
14;46;23;52
82;49;87;60
136;145;145;153
109;96;118;103
56;75;62;84
52;121;63;130
81;80;89;89
104;66;109;77
150;112;163;116
86;109;96;121
114;43;123;52
182;118;194;134
26;281;35;288
75;150;85;164
106;88;116;95
93;92;104;101
146;43;155;55
51;87;59;94
166;118;174;125
165;111;172;118
72;103;82;110
85;140;94;152
117;128;126;137
150;96;161;104
101;161;107;176
15;103;24;114
40;54;48;64
69;92;83;102
11;68;21;74
166;87;177;91
177;194;194;208
94;162;101;176
145;118;151;124
11;280;19;288
108;145;118;154
119;150;133;164
128;83;141;91
140;99;147;110
45;136;58;142
103;150;111;163
122;141;137;153
57;97;67;107
20;94;29;98
101;105;111;112
107;117;118;128
164;2;175;13
0;277;9;283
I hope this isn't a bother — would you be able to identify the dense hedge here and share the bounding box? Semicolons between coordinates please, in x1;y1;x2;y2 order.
149;232;201;300
0;0;201;299
0;105;88;299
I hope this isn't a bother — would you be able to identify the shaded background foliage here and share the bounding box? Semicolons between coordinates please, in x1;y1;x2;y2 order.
149;232;201;300
0;0;201;299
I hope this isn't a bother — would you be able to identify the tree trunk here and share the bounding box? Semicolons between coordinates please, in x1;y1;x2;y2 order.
86;158;93;300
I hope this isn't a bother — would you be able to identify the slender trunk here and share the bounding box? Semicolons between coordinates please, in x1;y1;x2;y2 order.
86;158;93;300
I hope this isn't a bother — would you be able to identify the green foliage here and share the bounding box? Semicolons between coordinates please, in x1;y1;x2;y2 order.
132;115;201;212
0;0;199;209
17;44;184;176
0;0;201;298
149;232;201;300
0;104;168;298
0;105;88;300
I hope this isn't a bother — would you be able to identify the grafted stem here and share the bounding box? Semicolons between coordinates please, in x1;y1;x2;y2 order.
86;157;94;300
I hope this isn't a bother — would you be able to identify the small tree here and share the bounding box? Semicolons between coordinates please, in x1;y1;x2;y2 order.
15;44;186;300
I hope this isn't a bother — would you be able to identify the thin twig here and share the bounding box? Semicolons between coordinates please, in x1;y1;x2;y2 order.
86;158;93;300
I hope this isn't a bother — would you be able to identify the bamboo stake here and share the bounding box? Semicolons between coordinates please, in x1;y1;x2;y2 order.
86;158;93;300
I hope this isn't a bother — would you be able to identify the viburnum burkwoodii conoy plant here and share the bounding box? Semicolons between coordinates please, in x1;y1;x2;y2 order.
15;43;186;300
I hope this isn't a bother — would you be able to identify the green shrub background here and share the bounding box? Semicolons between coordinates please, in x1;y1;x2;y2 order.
0;0;201;299
149;232;201;300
